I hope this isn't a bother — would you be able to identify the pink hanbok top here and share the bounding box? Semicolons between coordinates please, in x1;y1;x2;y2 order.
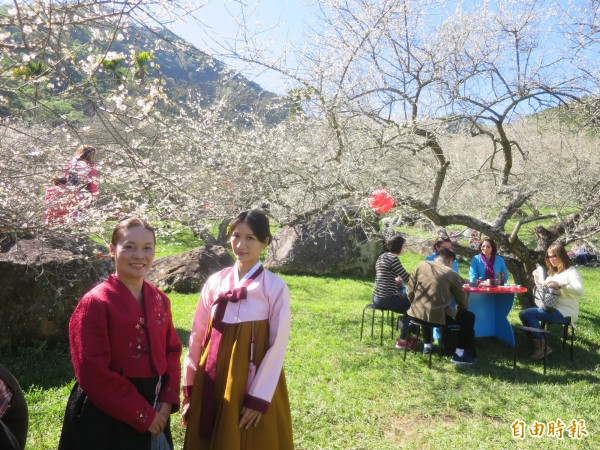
183;262;291;408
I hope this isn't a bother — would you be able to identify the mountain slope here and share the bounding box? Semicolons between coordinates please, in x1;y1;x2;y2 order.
0;9;287;125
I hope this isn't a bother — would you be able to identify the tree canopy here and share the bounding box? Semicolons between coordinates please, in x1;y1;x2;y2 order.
1;0;599;295
203;0;600;290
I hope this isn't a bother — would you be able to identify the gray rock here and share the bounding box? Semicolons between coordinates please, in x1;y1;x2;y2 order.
265;213;381;276
146;245;234;293
0;233;109;349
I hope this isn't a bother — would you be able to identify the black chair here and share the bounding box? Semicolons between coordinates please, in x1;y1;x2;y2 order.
514;318;575;375
541;318;576;360
513;325;552;375
360;303;398;345
402;317;445;368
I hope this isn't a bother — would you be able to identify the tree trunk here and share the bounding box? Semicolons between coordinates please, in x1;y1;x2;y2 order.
216;218;230;246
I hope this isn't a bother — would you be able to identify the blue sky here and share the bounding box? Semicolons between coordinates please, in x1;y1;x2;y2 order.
169;0;315;94
168;0;596;102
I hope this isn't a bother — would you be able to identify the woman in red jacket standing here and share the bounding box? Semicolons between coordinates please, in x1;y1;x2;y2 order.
59;218;182;450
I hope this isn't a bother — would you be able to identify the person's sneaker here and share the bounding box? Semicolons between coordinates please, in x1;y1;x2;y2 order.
422;346;433;355
451;354;477;365
395;337;416;350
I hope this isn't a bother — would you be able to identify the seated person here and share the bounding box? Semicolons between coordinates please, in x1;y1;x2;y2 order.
519;243;584;360
382;218;394;237
571;243;589;266
0;363;28;450
469;237;509;284
426;237;459;273
469;229;480;249
426;237;465;342
587;246;598;265
372;235;413;349
407;248;477;364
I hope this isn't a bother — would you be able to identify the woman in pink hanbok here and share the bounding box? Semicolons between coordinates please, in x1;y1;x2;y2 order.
182;209;293;450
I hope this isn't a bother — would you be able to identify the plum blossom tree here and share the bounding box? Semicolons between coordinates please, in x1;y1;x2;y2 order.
0;0;212;240
1;0;599;300
209;0;600;296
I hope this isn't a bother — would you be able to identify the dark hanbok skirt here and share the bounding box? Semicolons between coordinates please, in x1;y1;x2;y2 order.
58;377;173;450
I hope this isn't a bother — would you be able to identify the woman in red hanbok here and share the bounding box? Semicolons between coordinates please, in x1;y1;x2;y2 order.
59;218;181;450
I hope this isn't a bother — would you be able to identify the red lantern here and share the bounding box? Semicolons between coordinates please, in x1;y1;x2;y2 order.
368;189;395;214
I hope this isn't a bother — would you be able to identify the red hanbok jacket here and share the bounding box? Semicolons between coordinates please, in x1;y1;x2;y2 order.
69;275;181;433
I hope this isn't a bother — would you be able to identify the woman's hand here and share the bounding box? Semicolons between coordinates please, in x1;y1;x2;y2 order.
180;397;190;426
156;402;172;418
147;402;172;436
546;281;560;290
239;406;262;429
148;410;168;437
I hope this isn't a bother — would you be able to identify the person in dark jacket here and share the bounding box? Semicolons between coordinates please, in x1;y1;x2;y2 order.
0;363;28;450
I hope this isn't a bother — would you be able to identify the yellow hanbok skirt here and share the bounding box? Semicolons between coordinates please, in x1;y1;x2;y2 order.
184;319;294;450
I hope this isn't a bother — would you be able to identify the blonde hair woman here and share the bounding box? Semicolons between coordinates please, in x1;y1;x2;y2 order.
519;243;584;360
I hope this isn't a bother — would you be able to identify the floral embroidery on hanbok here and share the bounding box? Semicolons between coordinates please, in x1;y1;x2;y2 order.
153;294;166;326
130;317;148;360
134;407;148;424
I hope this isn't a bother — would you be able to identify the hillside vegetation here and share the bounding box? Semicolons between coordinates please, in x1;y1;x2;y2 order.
0;5;286;126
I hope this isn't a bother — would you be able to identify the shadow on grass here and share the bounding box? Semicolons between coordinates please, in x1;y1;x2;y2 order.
1;340;74;390
462;334;600;385
176;327;191;348
2;328;192;393
3;329;192;391
346;310;600;385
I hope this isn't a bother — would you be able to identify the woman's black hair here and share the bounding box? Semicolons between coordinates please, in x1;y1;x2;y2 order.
111;218;156;246
436;247;456;263
228;209;272;244
384;235;405;254
433;236;453;251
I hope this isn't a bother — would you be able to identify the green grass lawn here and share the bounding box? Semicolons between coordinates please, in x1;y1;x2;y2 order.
3;257;599;449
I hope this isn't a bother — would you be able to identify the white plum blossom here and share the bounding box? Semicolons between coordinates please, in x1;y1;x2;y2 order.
0;0;598;291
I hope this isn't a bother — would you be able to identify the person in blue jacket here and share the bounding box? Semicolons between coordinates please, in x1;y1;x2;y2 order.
426;237;459;273
469;237;509;283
